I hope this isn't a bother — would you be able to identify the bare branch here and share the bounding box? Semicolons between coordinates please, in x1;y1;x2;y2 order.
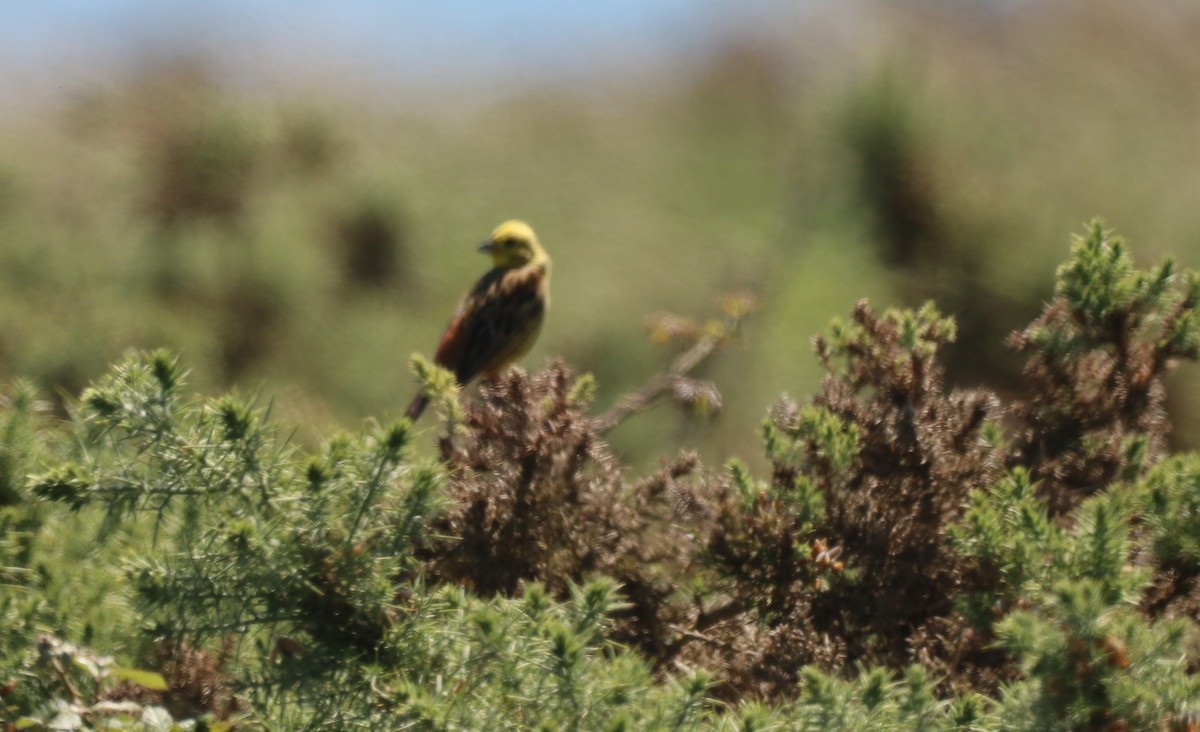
592;306;749;434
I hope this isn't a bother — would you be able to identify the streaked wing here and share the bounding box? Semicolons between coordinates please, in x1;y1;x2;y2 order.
434;265;546;383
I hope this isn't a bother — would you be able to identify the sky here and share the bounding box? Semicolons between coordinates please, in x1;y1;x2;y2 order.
0;1;800;95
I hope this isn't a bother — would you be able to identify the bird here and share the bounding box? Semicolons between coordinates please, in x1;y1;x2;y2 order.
405;220;551;421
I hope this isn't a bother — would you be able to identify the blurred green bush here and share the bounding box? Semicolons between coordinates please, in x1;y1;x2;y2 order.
0;0;1197;472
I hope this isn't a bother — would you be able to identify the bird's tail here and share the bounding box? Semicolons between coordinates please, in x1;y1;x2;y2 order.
405;392;430;421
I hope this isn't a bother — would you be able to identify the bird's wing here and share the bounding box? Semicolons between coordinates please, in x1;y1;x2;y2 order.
434;266;546;384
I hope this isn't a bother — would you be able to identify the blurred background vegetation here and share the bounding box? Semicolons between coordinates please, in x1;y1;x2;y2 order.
1;0;1198;468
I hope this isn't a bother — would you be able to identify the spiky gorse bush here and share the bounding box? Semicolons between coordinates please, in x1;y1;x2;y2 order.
785;301;1002;662
697;222;1200;713
381;579;717;731
38;352;440;660
1142;455;1200;619
8;221;1200;730
1010;221;1200;513
423;362;714;667
18;352;444;726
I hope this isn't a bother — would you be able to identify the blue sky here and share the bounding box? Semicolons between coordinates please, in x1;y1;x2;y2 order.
0;1;797;91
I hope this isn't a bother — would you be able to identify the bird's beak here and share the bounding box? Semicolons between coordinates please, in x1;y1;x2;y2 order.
478;240;494;253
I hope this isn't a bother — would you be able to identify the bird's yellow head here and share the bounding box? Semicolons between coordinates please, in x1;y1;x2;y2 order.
480;220;547;269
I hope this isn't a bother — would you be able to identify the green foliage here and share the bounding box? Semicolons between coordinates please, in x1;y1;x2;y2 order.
0;380;48;507
756;663;996;731
762;404;858;475
1054;222;1200;352
1136;454;1200;631
996;582;1199;731
410;353;465;427
953;469;1145;628
1141;455;1200;572
0;381;87;708
381;580;714;731
0;382;49;649
23;351;445;725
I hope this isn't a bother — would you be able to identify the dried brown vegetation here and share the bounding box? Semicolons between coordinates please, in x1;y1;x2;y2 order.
106;640;243;722
422;362;712;664
774;302;1002;686
1009;246;1200;513
415;300;1012;699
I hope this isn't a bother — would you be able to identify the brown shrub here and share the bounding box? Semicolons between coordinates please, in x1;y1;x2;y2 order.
420;362;714;664
703;301;1005;697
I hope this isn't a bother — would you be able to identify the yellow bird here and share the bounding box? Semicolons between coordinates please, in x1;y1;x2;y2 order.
405;220;551;420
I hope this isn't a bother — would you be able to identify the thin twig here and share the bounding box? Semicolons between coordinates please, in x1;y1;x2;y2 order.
592;312;744;434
